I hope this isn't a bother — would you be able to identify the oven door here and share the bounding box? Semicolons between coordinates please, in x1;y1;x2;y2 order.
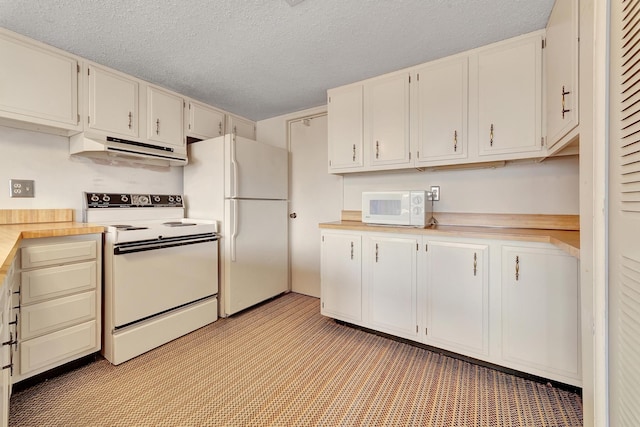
112;234;219;328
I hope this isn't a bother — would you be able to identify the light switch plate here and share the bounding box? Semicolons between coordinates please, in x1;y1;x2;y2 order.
429;186;440;201
9;179;35;198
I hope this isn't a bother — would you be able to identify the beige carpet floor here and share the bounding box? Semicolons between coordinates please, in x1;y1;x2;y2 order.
9;293;582;426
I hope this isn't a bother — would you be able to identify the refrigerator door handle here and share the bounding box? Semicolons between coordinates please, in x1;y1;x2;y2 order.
229;134;239;198
230;199;238;262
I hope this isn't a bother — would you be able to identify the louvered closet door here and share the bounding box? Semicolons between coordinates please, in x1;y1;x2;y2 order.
610;1;640;425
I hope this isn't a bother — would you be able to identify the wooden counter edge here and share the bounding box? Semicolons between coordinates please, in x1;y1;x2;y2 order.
319;221;580;259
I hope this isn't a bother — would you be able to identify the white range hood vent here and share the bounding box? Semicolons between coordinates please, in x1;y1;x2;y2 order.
69;133;188;167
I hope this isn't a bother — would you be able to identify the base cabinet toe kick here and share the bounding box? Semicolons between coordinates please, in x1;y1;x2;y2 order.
320;229;581;388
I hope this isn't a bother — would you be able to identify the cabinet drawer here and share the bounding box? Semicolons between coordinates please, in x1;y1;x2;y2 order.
19;320;97;375
20;291;96;340
21;261;96;304
21;240;96;269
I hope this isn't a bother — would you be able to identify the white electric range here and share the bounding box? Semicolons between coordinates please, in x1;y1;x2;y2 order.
84;192;219;365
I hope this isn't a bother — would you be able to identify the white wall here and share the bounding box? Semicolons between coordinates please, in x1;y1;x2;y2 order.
0;126;183;220
344;156;580;214
257;106;327;149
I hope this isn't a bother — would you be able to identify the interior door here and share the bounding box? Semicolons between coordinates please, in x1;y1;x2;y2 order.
225;135;288;200
609;1;640;424
289;114;342;297
224;199;288;316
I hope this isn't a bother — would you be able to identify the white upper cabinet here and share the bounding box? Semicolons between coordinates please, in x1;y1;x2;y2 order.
226;114;256;140
146;85;184;150
327;84;364;172
0;29;80;134
414;56;468;165
474;33;543;158
86;64;139;138
545;0;579;152
186;100;225;140
366;73;411;168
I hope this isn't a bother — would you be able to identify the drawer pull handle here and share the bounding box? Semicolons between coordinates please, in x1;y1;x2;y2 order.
473;252;477;276
454;130;458;152
352;144;356;162
128;112;133;129
375;243;379;263
515;256;520;281
562;86;571;119
350;241;354;260
490;124;494;147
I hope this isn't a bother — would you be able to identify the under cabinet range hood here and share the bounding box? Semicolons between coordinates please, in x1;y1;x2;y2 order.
69;133;188;167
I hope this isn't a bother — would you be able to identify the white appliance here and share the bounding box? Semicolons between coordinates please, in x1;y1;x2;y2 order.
362;190;432;227
84;192;219;365
184;134;289;317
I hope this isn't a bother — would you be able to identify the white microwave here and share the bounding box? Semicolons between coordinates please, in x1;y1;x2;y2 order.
362;191;431;227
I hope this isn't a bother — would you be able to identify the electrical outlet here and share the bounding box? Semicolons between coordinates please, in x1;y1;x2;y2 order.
9;179;35;198
429;186;440;201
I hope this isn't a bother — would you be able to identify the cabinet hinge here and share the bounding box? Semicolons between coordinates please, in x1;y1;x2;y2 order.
541;137;545;147
87;68;90;76
409;75;411;83
409;152;411;160
329;160;332;166
542;38;546;49
425;327;428;335
189;103;191;109
188;124;191;129
416;243;419;251
321;301;324;309
77;114;80;124
77;64;80;73
322;235;324;242
416;325;418;333
328;96;331;103
87;116;90;124
417;73;419;82
425;244;428;252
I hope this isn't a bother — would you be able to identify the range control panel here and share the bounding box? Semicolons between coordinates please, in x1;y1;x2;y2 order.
85;193;183;208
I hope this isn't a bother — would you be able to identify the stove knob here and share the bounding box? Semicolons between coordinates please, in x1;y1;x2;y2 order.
90;194;99;202
168;196;175;202
102;194;111;202
176;196;182;203
120;195;129;202
138;195;150;205
153;195;161;203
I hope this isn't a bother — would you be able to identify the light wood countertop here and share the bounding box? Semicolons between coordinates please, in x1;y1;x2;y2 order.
0;220;105;285
319;218;580;259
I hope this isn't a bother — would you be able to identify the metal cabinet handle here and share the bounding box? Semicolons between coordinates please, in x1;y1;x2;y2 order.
233;125;237;136
454;130;458;152
352;144;356;162
156;119;160;135
350;241;354;260
128;112;132;129
562;85;571;119
473;252;477;276
376;141;380;159
490;124;494;147
375;243;379;262
515;256;520;281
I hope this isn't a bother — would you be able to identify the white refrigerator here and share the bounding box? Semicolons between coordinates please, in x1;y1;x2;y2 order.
183;134;289;317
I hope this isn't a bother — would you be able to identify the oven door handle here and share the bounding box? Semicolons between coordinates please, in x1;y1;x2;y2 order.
114;236;219;255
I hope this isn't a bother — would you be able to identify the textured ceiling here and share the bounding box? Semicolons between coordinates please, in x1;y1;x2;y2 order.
0;0;555;121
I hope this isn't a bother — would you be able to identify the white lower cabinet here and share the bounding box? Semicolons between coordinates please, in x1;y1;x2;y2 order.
0;255;17;427
320;232;362;323
423;240;489;357
13;234;102;383
366;235;418;340
320;230;581;387
501;244;580;384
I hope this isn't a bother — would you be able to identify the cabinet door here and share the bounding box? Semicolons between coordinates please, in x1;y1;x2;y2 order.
320;232;362;323
367;73;411;167
0;274;11;427
0;31;79;129
186;101;224;139
501;245;580;382
227;114;256;140
545;0;579;149
87;64;139;138
476;34;543;157
327;84;364;171
424;241;489;356
147;86;184;149
414;57;468;164
368;235;418;339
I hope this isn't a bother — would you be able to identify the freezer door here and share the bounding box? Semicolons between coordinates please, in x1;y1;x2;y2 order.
224;199;288;315
225;135;288;200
